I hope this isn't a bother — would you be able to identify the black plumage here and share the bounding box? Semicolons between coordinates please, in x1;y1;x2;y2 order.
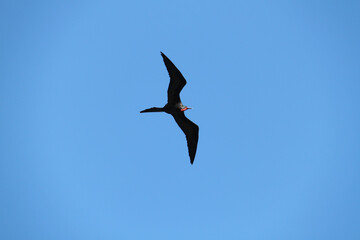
140;52;199;164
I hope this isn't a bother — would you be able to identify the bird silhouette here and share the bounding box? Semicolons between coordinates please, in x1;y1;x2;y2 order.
140;52;199;164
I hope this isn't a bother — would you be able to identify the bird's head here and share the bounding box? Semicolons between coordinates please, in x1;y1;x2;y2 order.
180;106;192;111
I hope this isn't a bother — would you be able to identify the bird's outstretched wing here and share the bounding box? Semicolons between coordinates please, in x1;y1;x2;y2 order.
172;112;199;164
161;52;187;105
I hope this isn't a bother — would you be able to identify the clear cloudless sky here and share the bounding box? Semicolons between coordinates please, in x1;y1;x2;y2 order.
1;1;359;239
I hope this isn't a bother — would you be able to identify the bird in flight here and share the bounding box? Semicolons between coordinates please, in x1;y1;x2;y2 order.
140;52;199;164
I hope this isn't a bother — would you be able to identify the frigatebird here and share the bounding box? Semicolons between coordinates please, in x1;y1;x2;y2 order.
140;52;199;164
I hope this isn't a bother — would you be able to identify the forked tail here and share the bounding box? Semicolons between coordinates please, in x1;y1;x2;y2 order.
140;107;164;113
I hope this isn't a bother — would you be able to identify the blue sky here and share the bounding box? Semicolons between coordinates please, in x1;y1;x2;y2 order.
1;1;360;239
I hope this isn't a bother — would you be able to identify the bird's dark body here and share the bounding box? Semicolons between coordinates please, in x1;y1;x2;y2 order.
139;103;185;115
163;102;183;114
140;52;199;164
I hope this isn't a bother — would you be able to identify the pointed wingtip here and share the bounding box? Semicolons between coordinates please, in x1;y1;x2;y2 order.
160;51;167;59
